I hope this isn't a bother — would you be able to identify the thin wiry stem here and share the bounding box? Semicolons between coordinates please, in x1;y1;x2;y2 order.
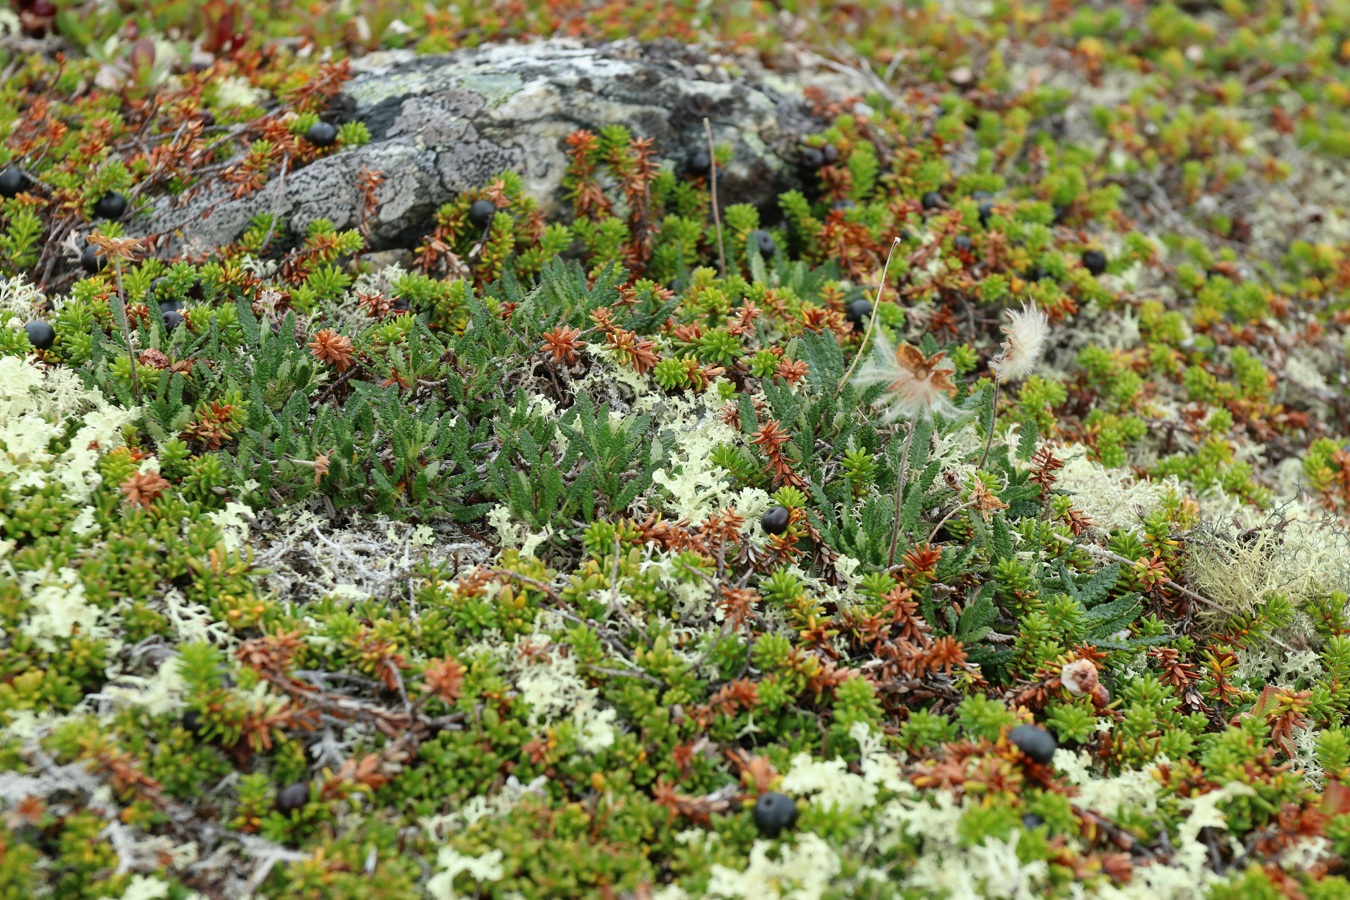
977;380;1001;470
927;499;978;546
258;155;290;257
110;260;140;403
835;236;902;401
703;118;726;279
887;420;918;568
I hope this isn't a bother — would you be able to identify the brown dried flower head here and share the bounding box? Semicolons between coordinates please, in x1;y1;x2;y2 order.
853;330;961;421
87;230;147;264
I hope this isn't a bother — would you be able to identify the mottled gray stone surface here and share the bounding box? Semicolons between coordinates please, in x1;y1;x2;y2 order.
138;40;855;256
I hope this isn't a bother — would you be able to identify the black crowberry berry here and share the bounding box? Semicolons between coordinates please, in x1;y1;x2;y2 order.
93;191;127;220
761;505;791;535
81;245;104;274
920;191;942;211
799;145;824;170
1009;724;1057;765
0;166;25;198
23;320;54;350
977;201;994;227
181;709;204;736
845;299;873;328
931;523;957;544
305;121;338;147
162;310;183;332
749;229;776;258
1021;812;1045;829
953;235;973;253
687;148;710;175
468;199;497;230
275;782;309;815
752;792;798;838
821;144;838;164
1081;249;1108;277
1021;265;1045;283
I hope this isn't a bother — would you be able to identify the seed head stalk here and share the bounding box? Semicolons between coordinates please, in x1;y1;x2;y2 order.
111;261;140;403
976;380;1000;471
88;231;148;404
887;420;917;568
979;303;1051;470
835;236;903;401
703;118;726;279
851;332;960;565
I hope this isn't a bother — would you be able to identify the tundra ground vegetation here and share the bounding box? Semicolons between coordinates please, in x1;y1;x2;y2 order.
4;1;1350;897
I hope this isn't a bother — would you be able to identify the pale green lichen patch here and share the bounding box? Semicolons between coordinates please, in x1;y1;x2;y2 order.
454;71;525;107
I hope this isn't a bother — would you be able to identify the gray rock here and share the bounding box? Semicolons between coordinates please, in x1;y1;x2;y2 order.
139;39;839;257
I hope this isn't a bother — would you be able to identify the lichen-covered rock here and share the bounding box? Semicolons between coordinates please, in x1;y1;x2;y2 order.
138;40;847;256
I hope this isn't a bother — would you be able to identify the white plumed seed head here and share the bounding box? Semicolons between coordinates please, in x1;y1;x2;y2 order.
989;303;1050;384
852;329;961;422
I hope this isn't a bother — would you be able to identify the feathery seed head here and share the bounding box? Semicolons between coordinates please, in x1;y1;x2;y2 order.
853;329;960;422
989;303;1050;384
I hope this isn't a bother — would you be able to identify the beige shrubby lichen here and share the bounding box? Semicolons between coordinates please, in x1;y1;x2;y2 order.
650;386;744;521
85;655;188;717
1184;513;1350;632
1055;750;1161;820
0;274;44;319
425;847;507;900
1051;443;1181;532
576;344;652;410
17;564;107;653
208;501;255;553
487;503;555;558
780;754;877;812
505;633;615;753
705;832;842;900
420;774;549;839
870;789;1054;899
214;75;271;109
0;355;138;504
99;873;173;900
